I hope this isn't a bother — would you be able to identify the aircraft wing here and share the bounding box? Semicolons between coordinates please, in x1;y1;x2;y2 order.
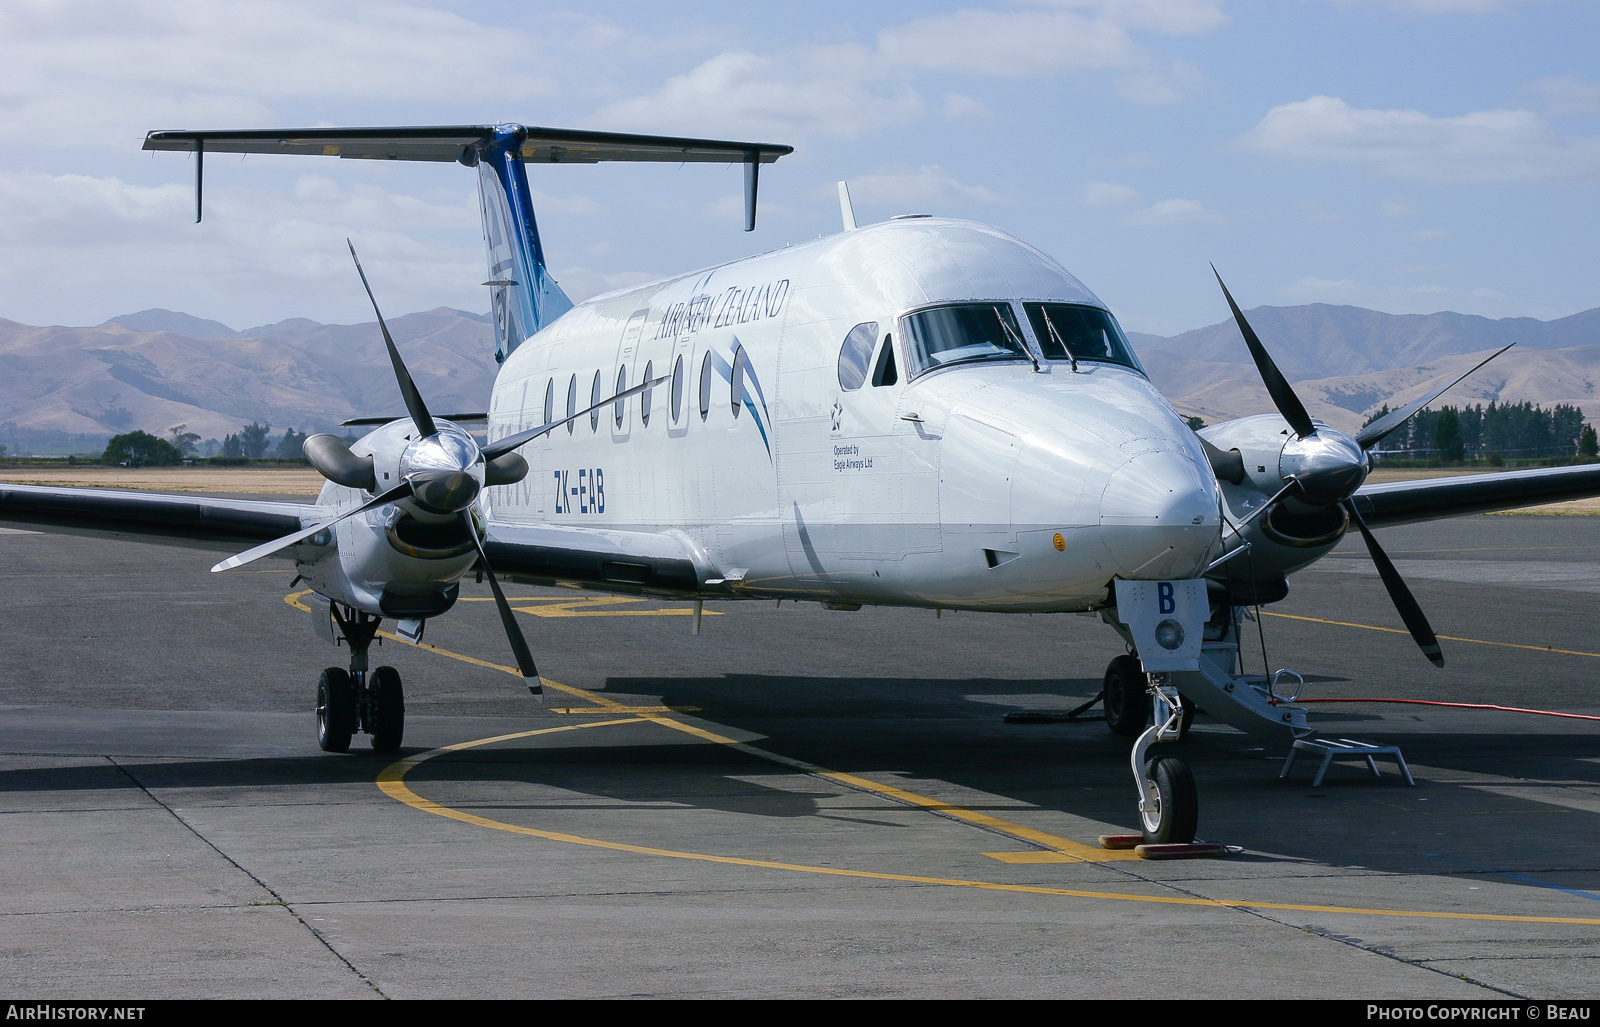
1351;464;1600;529
0;483;319;555
480;520;702;598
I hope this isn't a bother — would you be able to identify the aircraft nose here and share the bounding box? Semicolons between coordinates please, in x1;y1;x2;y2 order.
1098;450;1220;579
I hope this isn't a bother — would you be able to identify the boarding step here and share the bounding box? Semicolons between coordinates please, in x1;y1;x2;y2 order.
1280;737;1415;788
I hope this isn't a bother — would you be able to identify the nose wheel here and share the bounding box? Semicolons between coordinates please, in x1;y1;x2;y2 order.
1139;756;1197;844
317;605;407;754
1129;673;1198;844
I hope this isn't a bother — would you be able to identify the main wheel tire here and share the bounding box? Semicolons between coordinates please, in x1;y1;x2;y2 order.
1103;655;1151;737
1140;756;1198;844
370;666;405;754
317;668;356;754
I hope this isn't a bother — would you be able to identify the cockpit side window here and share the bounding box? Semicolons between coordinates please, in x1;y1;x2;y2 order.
836;322;878;391
901;303;1030;376
1024;303;1144;373
871;334;897;387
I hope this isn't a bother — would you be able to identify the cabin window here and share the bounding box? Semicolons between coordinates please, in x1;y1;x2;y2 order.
836;322;878;391
566;374;577;435
614;366;627;428
1024;303;1143;372
640;361;654;427
543;379;553;428
901;303;1030;376
671;354;684;424
699;352;713;421
590;371;602;432
871;335;898;387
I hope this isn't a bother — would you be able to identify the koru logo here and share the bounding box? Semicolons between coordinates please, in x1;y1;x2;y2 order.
830;397;843;433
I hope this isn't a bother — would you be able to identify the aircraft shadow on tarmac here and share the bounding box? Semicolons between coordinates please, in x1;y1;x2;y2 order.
3;667;1596;902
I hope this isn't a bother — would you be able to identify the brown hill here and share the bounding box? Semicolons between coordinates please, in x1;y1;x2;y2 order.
1129;303;1600;430
0;308;496;442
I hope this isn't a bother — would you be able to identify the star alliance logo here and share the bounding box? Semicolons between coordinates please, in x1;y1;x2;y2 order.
830;397;843;434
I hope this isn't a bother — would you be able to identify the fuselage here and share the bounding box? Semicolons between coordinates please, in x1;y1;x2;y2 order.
475;217;1222;613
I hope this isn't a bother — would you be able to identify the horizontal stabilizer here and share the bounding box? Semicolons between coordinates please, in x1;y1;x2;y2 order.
144;125;792;165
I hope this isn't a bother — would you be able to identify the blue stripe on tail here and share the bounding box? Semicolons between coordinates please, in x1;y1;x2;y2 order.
475;125;572;363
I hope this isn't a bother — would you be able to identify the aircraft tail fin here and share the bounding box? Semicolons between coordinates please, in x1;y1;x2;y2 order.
144;124;793;362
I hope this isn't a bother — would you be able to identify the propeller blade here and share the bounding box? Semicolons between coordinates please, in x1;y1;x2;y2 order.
1342;500;1444;667
211;482;412;572
482;374;669;460
467;517;543;699
347;240;437;439
1355;344;1514;450
1212;266;1317;440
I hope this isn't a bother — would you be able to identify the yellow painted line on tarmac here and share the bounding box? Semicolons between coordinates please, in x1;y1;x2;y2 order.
378;726;1600;928
285;584;1137;862
1263;611;1600;659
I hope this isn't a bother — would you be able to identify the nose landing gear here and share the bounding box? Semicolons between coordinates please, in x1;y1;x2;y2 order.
316;606;406;754
1130;673;1197;844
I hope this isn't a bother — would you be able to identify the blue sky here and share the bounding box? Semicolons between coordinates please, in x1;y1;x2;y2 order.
0;0;1593;336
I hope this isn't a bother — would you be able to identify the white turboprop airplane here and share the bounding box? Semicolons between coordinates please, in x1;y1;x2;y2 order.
5;123;1599;845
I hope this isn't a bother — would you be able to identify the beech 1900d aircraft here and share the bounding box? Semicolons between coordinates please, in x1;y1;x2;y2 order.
5;123;1599;845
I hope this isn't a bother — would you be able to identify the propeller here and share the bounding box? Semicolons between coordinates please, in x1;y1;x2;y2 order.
1212;268;1446;666
1355;344;1513;450
210;482;413;572
1213;265;1315;439
465;513;543;698
1342;500;1443;667
348;239;436;438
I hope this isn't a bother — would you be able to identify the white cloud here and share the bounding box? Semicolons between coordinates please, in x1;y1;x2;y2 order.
1328;0;1551;11
1239;95;1600;182
1382;197;1418;218
941;94;990;120
0;1;564;147
879;7;1144;78
1521;75;1600;118
1125;198;1223;225
1083;181;1142;206
595;47;923;140
602;2;1229;141
1115;60;1212;105
0;171;482;326
846;166;1004;210
552;268;663;305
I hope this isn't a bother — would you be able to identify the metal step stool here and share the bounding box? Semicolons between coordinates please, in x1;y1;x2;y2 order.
1281;737;1415;788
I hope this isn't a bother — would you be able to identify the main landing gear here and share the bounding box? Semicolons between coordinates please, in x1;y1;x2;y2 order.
316;606;405;755
1103;656;1198;844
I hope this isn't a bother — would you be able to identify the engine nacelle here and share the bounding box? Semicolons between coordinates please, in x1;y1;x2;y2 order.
294;419;485;619
1200;413;1369;604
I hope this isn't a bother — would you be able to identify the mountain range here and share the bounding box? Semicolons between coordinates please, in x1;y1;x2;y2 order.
0;302;1595;452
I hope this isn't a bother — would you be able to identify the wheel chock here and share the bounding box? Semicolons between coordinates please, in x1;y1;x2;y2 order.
1099;834;1144;849
1133;842;1230;860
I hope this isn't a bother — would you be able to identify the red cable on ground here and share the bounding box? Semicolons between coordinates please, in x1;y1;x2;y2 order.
1289;697;1600;722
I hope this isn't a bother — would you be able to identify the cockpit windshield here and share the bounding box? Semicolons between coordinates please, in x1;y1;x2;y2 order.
1024;303;1142;372
901;303;1030;376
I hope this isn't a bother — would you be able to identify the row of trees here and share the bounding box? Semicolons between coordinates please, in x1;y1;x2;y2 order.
1363;401;1597;462
101;423;313;466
